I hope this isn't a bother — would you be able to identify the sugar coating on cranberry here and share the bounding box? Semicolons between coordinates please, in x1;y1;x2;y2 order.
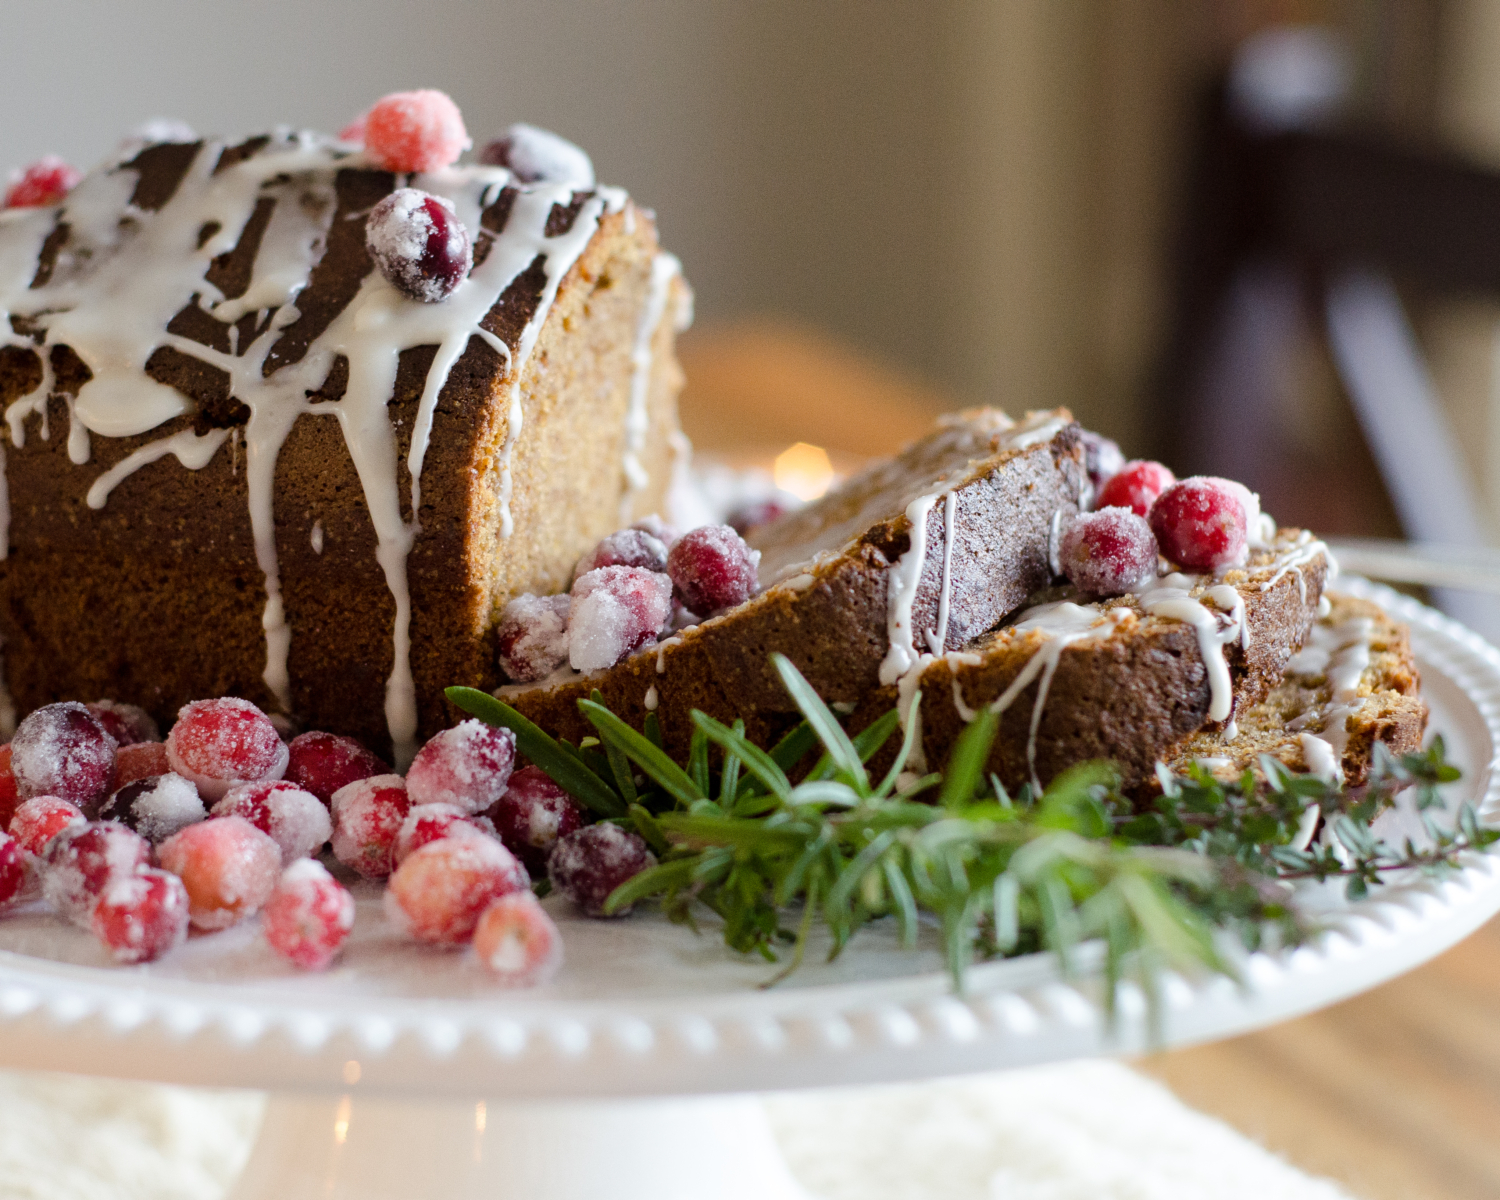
338;112;367;144
156;815;282;932
166;698;288;803
667;524;760;615
9;796;85;856
330;774;411;878
1059;508;1159;597
285;731;387;807
90;869;189;965
363;89;469;173
385;836;529;945
115;742;171;787
405;721;516;815
497;593;571;683
4;156;80;208
632;514;680;545
478;124;595;187
568;566;673;671
212;780;332;865
1080;430;1125;496
1149;477;1249;572
262;859;355;971
548;824;656;918
727;498;794;536
575;529;669;579
43;821;151;926
1096;460;1176;518
0;745;18;830
11;702;117;810
394;803;494;867
473;893;563;986
487;766;586;876
86;701;161;746
366;188;473;303
98;773;206;844
0;832;26;910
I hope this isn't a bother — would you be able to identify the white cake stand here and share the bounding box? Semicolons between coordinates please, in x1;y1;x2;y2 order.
0;580;1495;1199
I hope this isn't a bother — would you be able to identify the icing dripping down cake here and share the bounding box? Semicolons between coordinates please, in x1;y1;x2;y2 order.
0;119;691;764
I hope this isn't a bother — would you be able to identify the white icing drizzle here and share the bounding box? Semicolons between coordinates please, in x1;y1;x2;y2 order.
1256;529;1331;600
310;519;324;554
779;573;816;593
1285;614;1376;784
1316;594;1331;618
1298;732;1341;781
1223;717;1238;740
644;685;658;711
925;492;959;656
1290;803;1321;850
619;252;680;519
0;134;630;764
1136;573;1244;722
656;637;683;673
879;492;938;685
1047;507;1064;577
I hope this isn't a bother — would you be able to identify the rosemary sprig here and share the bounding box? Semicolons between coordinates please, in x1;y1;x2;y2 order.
446;664;1493;1013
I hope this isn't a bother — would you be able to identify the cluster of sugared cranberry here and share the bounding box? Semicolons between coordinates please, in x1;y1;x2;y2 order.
497;516;761;682
1058;433;1261;597
0;697;656;983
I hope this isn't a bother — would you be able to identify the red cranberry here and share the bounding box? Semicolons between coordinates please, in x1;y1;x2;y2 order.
575;529;669;578
496;593;571;684
285;731;387;807
632;514;680;544
43;821;151;926
156;816;281;931
90;869;189;964
98;774;205;843
1149;477;1249;572
1080;430;1125;493
488;766;586;876
86;701;161;746
4;156;80;208
666;524;760;615
406;721;516;814
9;796;85;856
0;832;26;910
211;780;331;865
726;498;793;536
365;189;472;303
262;859;355;971
11;702;116;810
548;824;656;917
0;746;19;830
363;89;469;173
477;124;594;186
115;742;170;787
1096;460;1176;518
568;566;673;671
1059;508;1159;597
330;775;410;878
394;803;494;867
384;836;529;945
473;893;564;986
165;698;288;802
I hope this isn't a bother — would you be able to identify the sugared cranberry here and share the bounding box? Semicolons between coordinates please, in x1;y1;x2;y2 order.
548;824;656;917
86;701;160;746
405;721;516;815
338;113;367;144
43;821;151;926
384;836;529;945
1080;430;1125;495
632;514;680;545
165;698;288;802
262;859;355;971
0;746;18;829
284;731;387;807
1149;477;1249;572
211;780;331;865
1059;508;1159;597
568;566;673;671
363;90;469;173
156;816;281;931
727;498;793;536
4;156;80;208
0;833;26;910
666;524;760;615
487;766;586;876
11;702;116;810
365;188;472;303
330;775;411;878
98;773;205;843
90;869;189;964
9;796;85;856
575;529;669;579
473;893;563;986
115;742;170;787
394;803;494;867
477;124;595;187
496;593;571;683
1096;460;1176;518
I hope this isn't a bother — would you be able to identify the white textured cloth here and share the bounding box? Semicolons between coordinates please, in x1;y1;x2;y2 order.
0;1061;1356;1200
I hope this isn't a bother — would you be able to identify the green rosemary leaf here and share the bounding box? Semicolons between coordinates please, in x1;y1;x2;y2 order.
720;720;746;808
688;726;711;798
579;699;703;807
873;704;921;798
643;711;665;749
628;803;670;856
883;855;919;948
767;720;818;775
772;653;867;789
690;711;793;803
938;706;998;809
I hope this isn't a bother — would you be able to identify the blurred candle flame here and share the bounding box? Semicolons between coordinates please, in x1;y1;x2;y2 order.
774;442;835;502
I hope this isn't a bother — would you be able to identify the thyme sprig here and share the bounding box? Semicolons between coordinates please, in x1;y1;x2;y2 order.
447;661;1492;1010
